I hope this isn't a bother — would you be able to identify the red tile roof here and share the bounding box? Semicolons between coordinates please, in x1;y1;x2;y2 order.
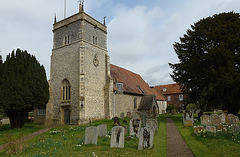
154;83;184;95
110;64;165;101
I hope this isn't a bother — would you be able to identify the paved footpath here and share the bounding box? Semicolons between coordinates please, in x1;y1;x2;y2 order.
166;118;195;157
0;126;53;151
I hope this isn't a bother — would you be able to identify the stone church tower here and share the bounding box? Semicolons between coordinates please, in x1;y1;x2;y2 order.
46;3;113;125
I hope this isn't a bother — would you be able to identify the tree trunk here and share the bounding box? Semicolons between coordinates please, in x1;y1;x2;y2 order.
8;110;27;129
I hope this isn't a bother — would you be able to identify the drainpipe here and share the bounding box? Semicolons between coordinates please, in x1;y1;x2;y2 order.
113;91;117;117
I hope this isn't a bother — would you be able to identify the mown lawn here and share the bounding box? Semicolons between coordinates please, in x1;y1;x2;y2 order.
0;117;166;157
0;122;44;145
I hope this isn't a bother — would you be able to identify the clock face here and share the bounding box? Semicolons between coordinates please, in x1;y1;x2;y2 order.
93;54;99;67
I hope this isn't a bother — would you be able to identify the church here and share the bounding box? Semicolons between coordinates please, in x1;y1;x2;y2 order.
39;3;166;125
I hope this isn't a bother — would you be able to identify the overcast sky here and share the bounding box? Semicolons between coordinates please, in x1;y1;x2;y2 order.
1;0;240;86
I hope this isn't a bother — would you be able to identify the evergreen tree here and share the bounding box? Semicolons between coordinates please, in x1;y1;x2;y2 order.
0;49;49;128
169;12;240;115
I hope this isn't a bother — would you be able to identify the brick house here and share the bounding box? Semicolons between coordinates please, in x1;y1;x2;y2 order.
153;83;188;110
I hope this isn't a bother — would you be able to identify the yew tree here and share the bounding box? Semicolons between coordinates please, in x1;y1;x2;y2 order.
169;12;240;116
0;49;49;128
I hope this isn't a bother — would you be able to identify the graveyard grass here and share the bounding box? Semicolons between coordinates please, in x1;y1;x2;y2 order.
0;122;44;145
170;114;240;157
0;118;166;157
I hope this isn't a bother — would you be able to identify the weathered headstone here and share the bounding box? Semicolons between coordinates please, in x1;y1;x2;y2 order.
146;119;158;132
210;114;221;126
193;126;204;133
113;117;120;126
142;115;147;127
229;124;240;134
84;126;98;145
97;124;107;137
129;119;141;138
200;115;210;125
127;112;132;119
219;113;227;124
206;126;216;133
184;120;193;127
123;125;128;135
171;109;176;115
110;126;125;148
182;112;194;124
120;112;124;119
226;114;239;125
138;127;154;150
216;124;224;131
2;117;10;125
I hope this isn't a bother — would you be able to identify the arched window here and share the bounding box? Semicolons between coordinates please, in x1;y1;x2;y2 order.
61;79;71;101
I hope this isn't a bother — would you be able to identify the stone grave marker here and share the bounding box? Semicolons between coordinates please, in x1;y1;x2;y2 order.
127;112;132;119
110;126;125;148
123;125;128;135
2;117;10;125
146;119;158;132
210;114;221;126
130;119;141;138
219;113;227;124
120;112;124;119
142;115;147;127
200;115;210;125
184;120;193;127
206;126;216;133
84;126;98;145
229;125;240;134
138;127;154;150
171;109;176;115
193;126;204;133
113;117;120;126
216;124;224;131
183;112;194;124
97;124;107;137
226;114;239;125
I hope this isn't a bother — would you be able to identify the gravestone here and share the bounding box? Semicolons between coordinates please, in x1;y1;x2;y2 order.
130;119;141;138
216;124;224;131
195;109;201;115
193;126;204;133
113;117;120;126
184;120;193;127
226;114;239;125
127;112;132;119
200;115;210;125
171;109;176;115
217;110;223;114
110;126;125;148
120;112;124;119
206;126;216;133
182;112;194;126
84;126;98;145
146;119;158;132
97;124;107;137
210;114;221;126
123;125;128;135
2;117;10;125
142;115;147;127
219;113;227;124
229;125;240;134
138;127;154;150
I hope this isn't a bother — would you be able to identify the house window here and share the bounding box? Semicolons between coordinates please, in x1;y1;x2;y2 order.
167;96;171;101
61;79;71;101
163;88;166;92
134;97;137;109
116;83;123;92
179;94;183;101
38;107;46;115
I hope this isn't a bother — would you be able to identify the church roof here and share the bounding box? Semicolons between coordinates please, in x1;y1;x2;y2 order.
110;64;165;101
153;83;184;95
